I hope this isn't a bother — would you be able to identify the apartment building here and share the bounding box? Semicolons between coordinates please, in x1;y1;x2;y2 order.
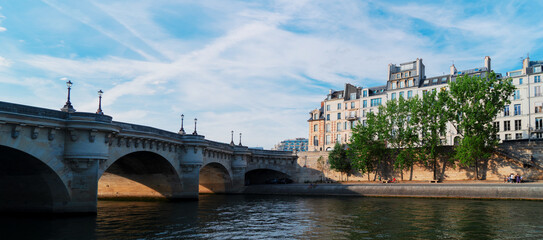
499;57;543;141
308;56;520;151
273;138;308;152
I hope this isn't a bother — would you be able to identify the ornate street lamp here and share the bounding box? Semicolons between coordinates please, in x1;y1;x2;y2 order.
178;114;186;135
60;78;76;113
96;90;104;115
192;118;198;135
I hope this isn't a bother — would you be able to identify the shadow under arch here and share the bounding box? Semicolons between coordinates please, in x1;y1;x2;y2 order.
98;151;183;200
199;162;232;193
245;169;293;185
0;145;70;212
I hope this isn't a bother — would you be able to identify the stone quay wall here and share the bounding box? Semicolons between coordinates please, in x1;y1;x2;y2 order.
296;141;543;183
243;183;543;200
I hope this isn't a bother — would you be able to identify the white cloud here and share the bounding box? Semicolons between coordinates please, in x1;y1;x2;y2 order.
0;56;11;67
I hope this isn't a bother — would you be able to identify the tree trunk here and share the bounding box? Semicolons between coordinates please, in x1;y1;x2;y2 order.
433;156;437;181
474;158;479;180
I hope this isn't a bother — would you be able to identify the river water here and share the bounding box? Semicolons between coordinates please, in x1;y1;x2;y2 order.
2;195;543;239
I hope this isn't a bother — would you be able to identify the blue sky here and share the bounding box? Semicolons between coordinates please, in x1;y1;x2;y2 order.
1;0;543;148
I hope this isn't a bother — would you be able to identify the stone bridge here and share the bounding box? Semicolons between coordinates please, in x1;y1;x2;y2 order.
0;101;298;213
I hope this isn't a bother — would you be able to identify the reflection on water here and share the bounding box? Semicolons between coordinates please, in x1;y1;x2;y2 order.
1;195;543;239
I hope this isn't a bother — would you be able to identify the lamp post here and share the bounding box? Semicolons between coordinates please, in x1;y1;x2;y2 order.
178;114;186;135
60;78;76;113
192;118;198;135
96;90;104;115
230;130;234;145
238;133;242;146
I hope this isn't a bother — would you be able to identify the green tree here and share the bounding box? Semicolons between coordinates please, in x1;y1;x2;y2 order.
419;90;449;180
446;72;515;179
348;107;388;180
328;143;351;181
387;96;422;177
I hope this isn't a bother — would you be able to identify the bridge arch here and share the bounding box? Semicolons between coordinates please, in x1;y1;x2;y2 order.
0;145;70;212
98;151;183;199
199;162;233;193
245;168;294;185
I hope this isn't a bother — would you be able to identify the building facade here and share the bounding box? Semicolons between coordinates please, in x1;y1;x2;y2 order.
308;56;531;151
500;57;543;141
274;138;309;152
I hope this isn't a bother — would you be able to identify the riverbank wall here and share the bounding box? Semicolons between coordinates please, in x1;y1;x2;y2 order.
296;140;543;183
243;183;543;200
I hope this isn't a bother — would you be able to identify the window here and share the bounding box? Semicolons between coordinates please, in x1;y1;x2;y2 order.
336;134;341;143
326;105;330;111
326;114;330;121
313;136;318;146
363;90;367;97
504;105;510;116
536;76;541;83
519;78;523;85
363;100;367;108
337;113;341;120
516;133;522;139
514;90;520;100
351;102;355;109
515;120;522;130
392;82;397;89
536;118;543;130
535;102;542;113
336;122;341;131
407;90;413;99
493;121;500;132
407;80;412;87
391;93;396;100
504;121;511;131
432;79;438;84
326;124;330;132
400;81;405;88
399;91;404;98
325;135;331;144
535;86;541;97
371;98;382;107
505;134;512;140
423;80;429;86
344;122;348;130
313;124;318;132
535;66;542;73
514;104;521;115
350;93;356;100
337;103;341;110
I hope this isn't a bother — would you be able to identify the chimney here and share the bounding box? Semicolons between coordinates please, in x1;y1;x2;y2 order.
450;64;457;75
484;56;491;71
523;55;530;71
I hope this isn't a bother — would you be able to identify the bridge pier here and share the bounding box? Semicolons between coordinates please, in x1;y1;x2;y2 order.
63;158;101;213
179;144;205;199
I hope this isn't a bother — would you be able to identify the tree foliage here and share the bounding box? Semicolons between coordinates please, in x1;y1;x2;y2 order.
328;143;351;180
418;90;449;180
347;107;388;180
446;72;515;179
